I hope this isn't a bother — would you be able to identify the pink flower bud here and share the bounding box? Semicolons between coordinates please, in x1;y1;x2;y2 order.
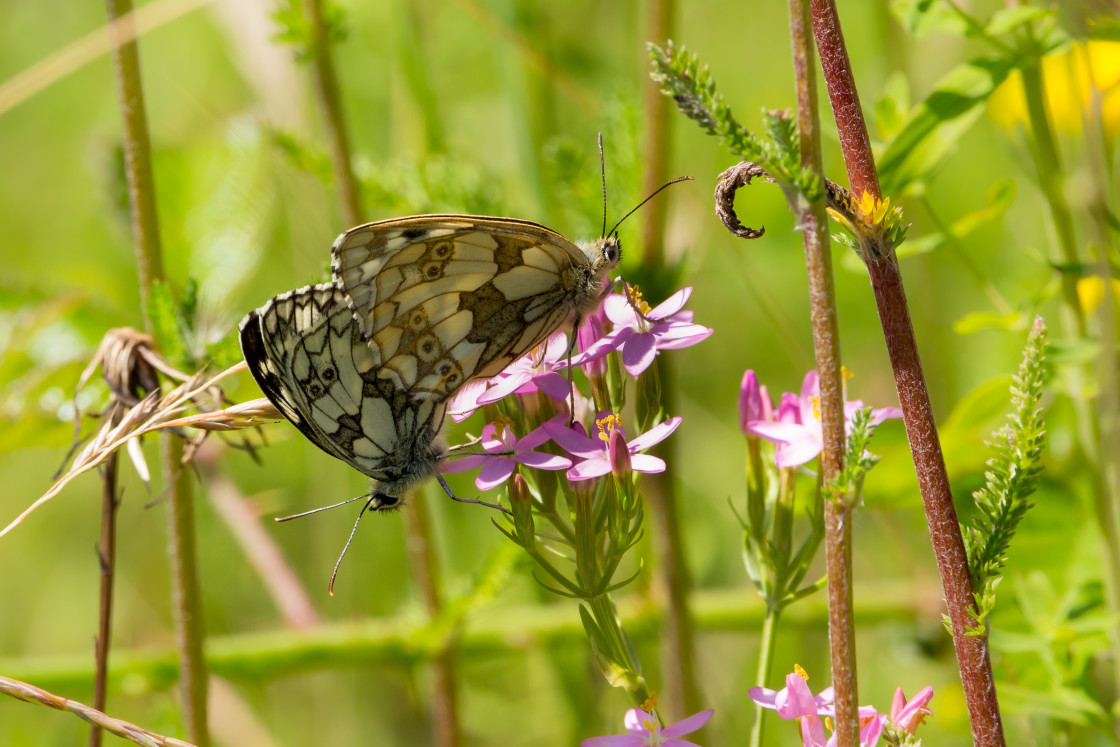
608;427;632;478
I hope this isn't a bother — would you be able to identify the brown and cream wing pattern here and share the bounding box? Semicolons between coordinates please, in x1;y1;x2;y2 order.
331;215;592;402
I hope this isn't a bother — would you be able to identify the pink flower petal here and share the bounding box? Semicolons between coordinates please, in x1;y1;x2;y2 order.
628;416;682;451
534;371;572;401
603;294;638;327
620;332;658;376
748;686;780;708
653;324;713;348
475;460;515;491
568;458;612;481
438;455;487;473
629;454;666;473
799;370;820;426
660;709;713;737
477;372;531;405
542;421;601;458
623;708;655;734
745;421;811;442
648;286;693;319
777;672;821;720
518;425;553;451
448;379;489;422
775;438;823;468
516;451;571;470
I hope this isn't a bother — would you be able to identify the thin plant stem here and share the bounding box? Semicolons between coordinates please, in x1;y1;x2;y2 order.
808;2;1005;744
642;0;700;719
305;0;361;226
89;425;121;747
301;7;462;737
163;439;209;746
104;0;209;743
1020;37;1120;735
6;583;925;689
790;1;855;744
749;607;780;747
641;0;674;269
404;497;461;747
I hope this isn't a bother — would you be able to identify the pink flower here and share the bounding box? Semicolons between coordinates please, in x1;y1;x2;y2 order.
581;707;714;747
476;333;572;406
447;378;490;423
439;419;571;490
744;371;902;468
543;413;682;481
594;286;712;377
749;670;834;720
739;369;774;434
888;686;933;734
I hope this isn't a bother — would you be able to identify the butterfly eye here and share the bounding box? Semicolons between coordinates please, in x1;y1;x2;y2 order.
374;493;400;509
602;240;621;265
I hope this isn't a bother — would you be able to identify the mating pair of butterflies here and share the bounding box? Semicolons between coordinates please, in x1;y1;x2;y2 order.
238;215;622;510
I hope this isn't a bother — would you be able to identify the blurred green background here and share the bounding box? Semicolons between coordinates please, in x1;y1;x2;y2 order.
1;0;1115;744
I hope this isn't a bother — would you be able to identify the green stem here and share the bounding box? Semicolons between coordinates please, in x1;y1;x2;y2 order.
405;497;461;747
104;1;208;743
749;606;781;747
305;0;361;226
1019;33;1120;736
3;584;924;690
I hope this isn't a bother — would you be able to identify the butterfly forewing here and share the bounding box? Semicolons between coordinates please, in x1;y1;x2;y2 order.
239;283;445;493
331;215;616;402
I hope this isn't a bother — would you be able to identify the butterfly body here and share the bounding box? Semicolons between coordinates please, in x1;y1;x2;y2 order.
239;282;446;505
331;215;620;403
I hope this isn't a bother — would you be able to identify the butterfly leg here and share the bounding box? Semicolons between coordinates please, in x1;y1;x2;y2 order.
436;474;513;516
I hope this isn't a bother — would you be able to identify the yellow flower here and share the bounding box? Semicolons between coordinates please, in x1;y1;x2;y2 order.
988;41;1120;137
1077;276;1120;314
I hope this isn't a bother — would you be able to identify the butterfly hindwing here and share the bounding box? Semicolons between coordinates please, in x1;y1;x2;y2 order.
332;215;616;402
239;283;445;493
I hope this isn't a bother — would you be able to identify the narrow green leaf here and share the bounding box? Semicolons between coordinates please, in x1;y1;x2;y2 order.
879;57;1019;194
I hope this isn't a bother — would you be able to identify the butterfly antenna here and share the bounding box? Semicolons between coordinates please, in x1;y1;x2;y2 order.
437;474;513;516
275;493;370;522
328;494;378;596
606;176;693;238
599;132;608;238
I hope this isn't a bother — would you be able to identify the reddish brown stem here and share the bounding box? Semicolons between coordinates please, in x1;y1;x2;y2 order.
807;3;1005;743
89;444;120;747
808;0;880;201
790;1;856;743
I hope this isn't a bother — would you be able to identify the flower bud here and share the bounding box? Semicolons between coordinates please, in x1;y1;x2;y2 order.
608;427;632;479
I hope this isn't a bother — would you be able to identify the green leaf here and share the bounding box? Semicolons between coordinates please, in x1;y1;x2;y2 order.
874;72;910;141
898;178;1017;258
985;7;1053;36
952;311;1026;335
147;281;188;370
879;57;1019;194
889;0;970;38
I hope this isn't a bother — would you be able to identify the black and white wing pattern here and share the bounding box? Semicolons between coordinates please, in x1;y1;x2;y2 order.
239;282;445;500
331;215;620;402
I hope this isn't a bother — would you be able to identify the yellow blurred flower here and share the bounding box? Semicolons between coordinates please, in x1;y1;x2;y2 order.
1077;275;1120;314
988;41;1120;137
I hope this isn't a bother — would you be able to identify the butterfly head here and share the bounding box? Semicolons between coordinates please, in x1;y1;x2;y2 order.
585;235;622;275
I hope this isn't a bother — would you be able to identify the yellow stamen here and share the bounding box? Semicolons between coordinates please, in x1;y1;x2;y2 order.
840;366;853;380
641;693;658;713
794;663;809;680
810;395;821;422
629;284;652;316
493;415;514;437
826;716;834;732
596;413;621;443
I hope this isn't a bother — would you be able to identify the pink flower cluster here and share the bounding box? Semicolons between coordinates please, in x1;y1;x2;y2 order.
441;285;709;491
749;668;933;747
740;370;902;468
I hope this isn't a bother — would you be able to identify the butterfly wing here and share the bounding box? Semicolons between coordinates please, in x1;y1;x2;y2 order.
239;283;445;491
331;215;596;401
